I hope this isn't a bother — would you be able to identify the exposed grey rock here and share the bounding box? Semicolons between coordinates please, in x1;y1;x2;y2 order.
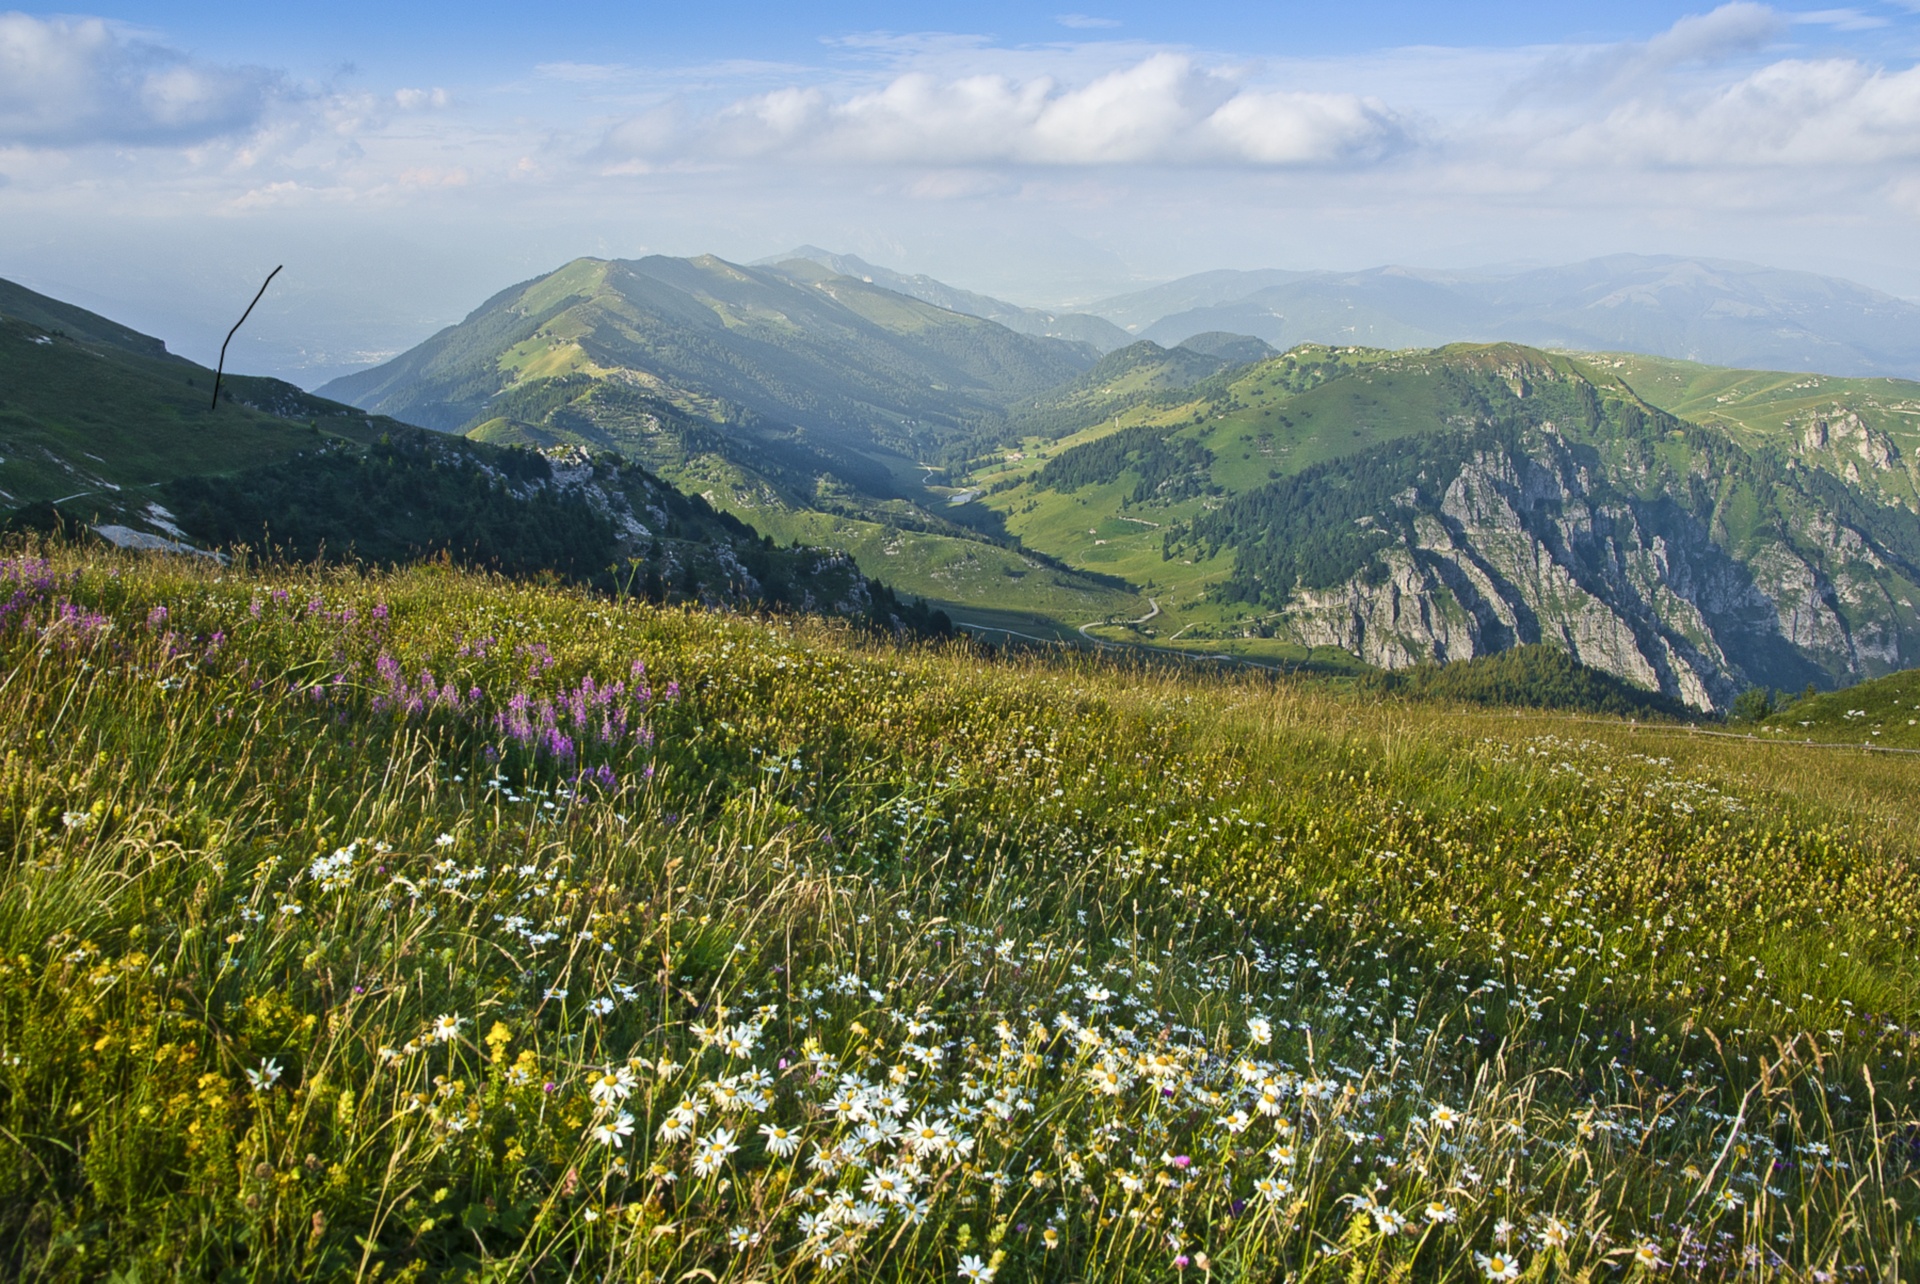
1267;427;1920;710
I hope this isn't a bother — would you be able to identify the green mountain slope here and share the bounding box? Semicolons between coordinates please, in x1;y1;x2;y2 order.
0;279;950;634
1593;351;1920;511
318;255;1091;465
316;255;1141;631
999;337;1278;444
1763;666;1920;747
0;299;395;511
966;342;1920;708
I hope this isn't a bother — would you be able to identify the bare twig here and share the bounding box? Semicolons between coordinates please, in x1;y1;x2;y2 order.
210;265;282;411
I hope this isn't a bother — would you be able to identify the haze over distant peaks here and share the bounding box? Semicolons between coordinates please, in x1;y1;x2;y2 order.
756;247;1131;353
1082;255;1920;379
745;249;1920;381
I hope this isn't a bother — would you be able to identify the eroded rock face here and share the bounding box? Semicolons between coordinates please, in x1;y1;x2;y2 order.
1270;430;1915;710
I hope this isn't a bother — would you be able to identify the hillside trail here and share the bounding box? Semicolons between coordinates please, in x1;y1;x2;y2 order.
1080;596;1159;640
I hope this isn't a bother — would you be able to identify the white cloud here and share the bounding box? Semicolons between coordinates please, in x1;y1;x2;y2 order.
610;53;1408;168
393;87;450;111
1641;2;1784;68
1511;2;1785;103
1056;14;1122;29
0;12;282;146
1791;9;1888;31
1560;56;1920;166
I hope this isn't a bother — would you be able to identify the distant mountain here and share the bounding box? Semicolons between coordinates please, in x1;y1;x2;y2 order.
1083;269;1313;334
1082;256;1920;379
757;247;1132;352
320;255;1092;473
316;255;1142;629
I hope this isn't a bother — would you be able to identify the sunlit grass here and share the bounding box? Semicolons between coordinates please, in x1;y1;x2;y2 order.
0;543;1914;1281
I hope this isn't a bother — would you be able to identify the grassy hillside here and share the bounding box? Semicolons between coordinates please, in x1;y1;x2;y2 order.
0;308;390;513
1762;666;1920;749
1590;352;1920;511
0;542;1914;1280
0;280;957;637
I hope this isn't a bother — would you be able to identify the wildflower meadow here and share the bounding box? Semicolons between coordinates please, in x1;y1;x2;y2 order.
0;544;1914;1281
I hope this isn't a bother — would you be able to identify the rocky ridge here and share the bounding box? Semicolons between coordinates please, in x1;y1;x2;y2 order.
1166;347;1920;710
1269;426;1914;709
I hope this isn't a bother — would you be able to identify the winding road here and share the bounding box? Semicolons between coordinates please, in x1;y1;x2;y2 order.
1079;597;1159;640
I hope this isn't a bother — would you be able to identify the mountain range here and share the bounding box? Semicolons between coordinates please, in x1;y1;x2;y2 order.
767;248;1920;380
317;253;1150;632
988;340;1920;709
19;245;1920;710
305;249;1920;707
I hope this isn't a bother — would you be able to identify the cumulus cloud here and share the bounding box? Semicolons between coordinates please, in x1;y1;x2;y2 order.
1493;4;1920;171
0;12;283;146
606;54;1408;169
1560;56;1920;167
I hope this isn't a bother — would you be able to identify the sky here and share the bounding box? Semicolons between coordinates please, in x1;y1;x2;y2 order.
4;1;1920;385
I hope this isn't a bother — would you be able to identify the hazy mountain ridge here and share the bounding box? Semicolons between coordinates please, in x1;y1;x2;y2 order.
757;247;1132;352
1081;255;1920;378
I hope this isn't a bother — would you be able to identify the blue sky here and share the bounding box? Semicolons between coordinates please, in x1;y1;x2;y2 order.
4;2;1920;383
54;2;1920;71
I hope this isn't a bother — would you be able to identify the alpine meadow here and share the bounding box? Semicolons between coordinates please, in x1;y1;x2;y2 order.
11;3;1920;1281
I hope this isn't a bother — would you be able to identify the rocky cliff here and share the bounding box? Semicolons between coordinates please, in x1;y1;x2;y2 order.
1187;351;1920;710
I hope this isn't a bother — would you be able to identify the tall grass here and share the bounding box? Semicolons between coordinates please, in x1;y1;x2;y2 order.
0;544;1914;1281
